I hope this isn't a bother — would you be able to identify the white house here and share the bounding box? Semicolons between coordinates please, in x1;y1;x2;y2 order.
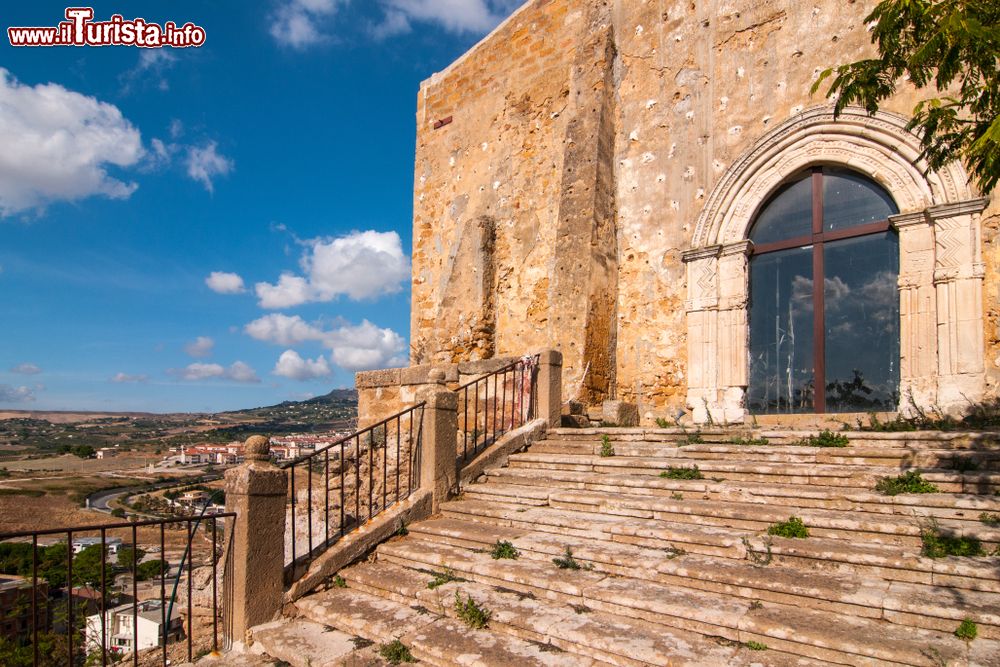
71;537;123;556
84;599;183;654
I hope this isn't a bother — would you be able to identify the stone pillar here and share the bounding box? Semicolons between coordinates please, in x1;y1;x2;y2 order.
417;379;458;512
536;349;563;428
928;199;989;412
892;211;939;411
224;436;287;642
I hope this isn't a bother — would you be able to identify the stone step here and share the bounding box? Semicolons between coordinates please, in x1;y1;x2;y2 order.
250;618;386;667
530;439;1000;470
480;467;1000;523
339;560;803;666
545;428;1000;450
439;500;1000;593
294;584;606;666
375;537;994;666
506;451;1000;493
543;487;1000;549
404;516;1000;638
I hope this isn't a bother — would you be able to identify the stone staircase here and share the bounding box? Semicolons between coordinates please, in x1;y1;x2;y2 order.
251;427;1000;666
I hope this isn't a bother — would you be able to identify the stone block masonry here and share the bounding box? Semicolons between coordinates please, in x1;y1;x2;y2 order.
408;0;999;424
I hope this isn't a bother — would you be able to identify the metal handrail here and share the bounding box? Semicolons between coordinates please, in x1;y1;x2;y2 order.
0;512;235;667
457;355;539;462
281;402;426;578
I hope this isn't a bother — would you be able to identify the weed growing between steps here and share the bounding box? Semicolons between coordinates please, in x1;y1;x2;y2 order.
742;536;774;566
661;465;703;480
875;471;940;495
454;591;492;629
553;547;588;570
767;516;809;538
671;492;684;500
599;435;615;457
729;436;770;446
920;520;985;558
395;520;409;537
426;568;465;589
799;430;850;447
955;619;978;641
490;540;520;559
979;512;1000;526
350;637;375;649
749;600;763;611
745;641;768;651
379;639;416;664
664;545;686;559
332;575;347;588
685;432;705;444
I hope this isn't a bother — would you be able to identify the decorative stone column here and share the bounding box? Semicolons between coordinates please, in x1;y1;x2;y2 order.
417;377;458;512
682;241;750;424
892;211;939;411
536;349;563;428
928;198;989;412
224;435;287;643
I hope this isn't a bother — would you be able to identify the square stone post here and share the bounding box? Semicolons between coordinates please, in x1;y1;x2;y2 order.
536;349;563;428
418;376;458;512
224;436;287;643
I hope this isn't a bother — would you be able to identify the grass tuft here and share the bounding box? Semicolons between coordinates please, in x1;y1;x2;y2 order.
599;435;615;457
332;575;347;588
427;569;462;589
920;520;984;558
553;547;582;570
979;512;1000;526
660;465;703;480
379;639;416;664
767;516;809;539
454;591;491;629
745;640;768;651
729;436;769;447
800;430;850;448
875;471;940;496
490;540;520;560
955;618;978;641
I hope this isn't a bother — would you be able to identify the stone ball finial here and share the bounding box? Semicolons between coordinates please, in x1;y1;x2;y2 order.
244;435;271;462
428;369;446;385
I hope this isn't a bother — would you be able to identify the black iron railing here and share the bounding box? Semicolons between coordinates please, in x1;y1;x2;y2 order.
281;403;425;578
0;512;234;667
457;355;539;462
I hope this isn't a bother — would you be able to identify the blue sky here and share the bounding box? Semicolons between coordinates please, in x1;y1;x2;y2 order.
0;1;521;413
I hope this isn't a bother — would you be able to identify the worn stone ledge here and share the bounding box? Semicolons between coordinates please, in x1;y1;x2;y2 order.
459;418;547;488
400;363;458;385
355;367;402;389
284;489;432;603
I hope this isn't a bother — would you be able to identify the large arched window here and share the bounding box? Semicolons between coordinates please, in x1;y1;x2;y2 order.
747;167;900;414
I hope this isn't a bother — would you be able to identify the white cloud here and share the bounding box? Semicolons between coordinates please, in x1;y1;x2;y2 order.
184;336;215;358
206;271;246;294
255;230;410;308
186;141;233;193
10;363;41;375
273;350;332;380
0;384;35;403
0;68;143;217
325;320;407;371
377;0;519;34
244;315;407;372
245;314;326;346
271;0;344;49
170;361;260;383
111;372;148;383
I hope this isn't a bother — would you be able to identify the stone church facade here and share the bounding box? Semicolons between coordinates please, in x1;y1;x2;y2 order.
406;0;997;424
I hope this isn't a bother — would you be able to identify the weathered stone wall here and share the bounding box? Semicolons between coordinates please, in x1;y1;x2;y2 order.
410;0;996;422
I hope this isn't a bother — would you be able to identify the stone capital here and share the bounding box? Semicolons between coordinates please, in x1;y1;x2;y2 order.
538;349;563;367
889;211;930;230
926;197;989;220
417;385;458;411
681;245;722;263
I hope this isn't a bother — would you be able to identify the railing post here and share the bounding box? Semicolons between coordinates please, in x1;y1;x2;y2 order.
418;371;458;512
537;349;563;428
224;435;287;643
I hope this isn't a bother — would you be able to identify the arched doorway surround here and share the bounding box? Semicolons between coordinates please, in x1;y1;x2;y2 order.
682;106;989;424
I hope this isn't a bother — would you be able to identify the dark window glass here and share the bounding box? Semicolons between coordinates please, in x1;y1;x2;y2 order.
823;233;900;411
822;168;897;231
749;174;812;245
748;246;815;414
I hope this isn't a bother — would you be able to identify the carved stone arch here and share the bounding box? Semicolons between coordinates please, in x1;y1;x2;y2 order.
682;106;987;424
